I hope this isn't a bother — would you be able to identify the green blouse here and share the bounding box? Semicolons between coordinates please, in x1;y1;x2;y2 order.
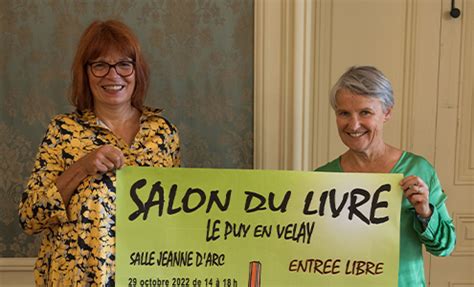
316;151;456;287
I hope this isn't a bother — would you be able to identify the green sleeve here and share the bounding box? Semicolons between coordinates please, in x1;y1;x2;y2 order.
413;169;456;256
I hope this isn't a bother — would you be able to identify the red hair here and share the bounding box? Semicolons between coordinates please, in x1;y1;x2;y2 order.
71;20;149;111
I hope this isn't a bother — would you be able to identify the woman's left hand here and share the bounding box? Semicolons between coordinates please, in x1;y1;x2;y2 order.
400;175;432;218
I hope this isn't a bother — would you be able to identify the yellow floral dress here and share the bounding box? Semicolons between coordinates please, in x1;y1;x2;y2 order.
19;107;180;286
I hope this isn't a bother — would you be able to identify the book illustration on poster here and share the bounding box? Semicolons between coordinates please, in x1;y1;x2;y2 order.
248;261;261;287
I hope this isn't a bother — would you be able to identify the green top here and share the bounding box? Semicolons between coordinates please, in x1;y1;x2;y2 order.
316;151;456;287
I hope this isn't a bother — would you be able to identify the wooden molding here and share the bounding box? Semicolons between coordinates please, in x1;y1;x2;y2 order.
254;0;317;170
455;0;474;185
0;257;35;272
254;0;284;169
452;213;474;256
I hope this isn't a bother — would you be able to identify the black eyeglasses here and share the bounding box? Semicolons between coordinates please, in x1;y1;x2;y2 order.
88;61;135;78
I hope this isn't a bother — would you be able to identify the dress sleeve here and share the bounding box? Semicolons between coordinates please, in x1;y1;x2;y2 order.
169;123;181;167
413;169;456;256
18;117;69;235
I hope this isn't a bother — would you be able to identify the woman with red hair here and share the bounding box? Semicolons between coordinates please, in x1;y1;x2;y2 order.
19;20;180;286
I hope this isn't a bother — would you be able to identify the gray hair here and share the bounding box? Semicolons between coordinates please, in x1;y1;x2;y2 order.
329;66;394;112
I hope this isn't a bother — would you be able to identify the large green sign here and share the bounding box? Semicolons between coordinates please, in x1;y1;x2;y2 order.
116;167;402;287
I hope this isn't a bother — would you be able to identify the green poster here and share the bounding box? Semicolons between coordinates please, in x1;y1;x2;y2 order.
116;167;402;287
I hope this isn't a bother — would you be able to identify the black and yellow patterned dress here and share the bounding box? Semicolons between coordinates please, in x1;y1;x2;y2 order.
19;106;180;286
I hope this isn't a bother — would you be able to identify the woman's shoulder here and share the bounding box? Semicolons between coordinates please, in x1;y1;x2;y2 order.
142;106;163;116
395;151;438;182
400;151;434;169
47;111;84;127
142;106;178;132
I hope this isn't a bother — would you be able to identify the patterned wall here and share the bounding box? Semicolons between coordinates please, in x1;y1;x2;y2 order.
0;0;253;257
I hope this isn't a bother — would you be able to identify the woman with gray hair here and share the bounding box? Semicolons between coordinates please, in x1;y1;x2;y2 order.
316;66;456;286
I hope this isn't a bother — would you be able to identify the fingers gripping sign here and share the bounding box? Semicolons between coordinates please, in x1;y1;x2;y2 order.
400;175;432;218
79;145;125;175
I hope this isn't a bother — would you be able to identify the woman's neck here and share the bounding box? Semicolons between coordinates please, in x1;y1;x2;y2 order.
341;144;402;173
94;104;138;130
94;104;141;146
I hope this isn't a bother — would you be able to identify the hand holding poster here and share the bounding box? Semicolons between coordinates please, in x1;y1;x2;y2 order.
116;167;403;287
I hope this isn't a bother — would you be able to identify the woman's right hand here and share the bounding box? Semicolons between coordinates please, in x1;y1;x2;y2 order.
56;145;125;206
78;145;125;175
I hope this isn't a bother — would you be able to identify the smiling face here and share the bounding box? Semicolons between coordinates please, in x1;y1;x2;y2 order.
87;50;136;110
335;89;392;154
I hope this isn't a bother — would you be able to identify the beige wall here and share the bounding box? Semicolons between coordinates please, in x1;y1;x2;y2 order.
254;0;473;285
255;0;443;170
0;0;253;285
